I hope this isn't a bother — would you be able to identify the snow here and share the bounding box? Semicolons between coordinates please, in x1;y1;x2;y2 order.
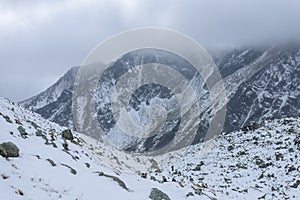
148;118;300;199
0;97;197;200
2;95;300;199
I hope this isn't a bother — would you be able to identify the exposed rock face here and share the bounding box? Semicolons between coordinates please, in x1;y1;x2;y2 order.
0;142;20;158
19;66;79;128
218;48;265;79
223;45;300;132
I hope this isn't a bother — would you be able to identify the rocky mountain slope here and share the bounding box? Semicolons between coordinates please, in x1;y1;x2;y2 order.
149;118;300;200
222;44;300;132
2;97;300;199
20;66;79;128
19;44;300;151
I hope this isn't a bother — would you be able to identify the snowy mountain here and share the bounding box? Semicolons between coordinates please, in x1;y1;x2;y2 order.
20;66;79;128
222;44;300;132
19;44;300;151
192;44;300;143
2;97;300;199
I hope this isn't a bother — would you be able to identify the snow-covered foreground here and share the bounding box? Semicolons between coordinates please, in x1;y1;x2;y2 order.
0;97;194;200
1;97;300;199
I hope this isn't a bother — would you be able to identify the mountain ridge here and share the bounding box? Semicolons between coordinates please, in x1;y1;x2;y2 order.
19;44;300;151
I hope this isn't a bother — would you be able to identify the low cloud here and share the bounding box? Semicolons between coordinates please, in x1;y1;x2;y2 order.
0;0;299;101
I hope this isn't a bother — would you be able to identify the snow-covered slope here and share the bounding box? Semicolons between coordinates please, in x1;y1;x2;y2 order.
0;97;195;200
149;118;300;200
2;97;300;199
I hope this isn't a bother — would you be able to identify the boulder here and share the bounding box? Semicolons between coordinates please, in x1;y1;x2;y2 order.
0;142;20;158
149;188;171;200
61;129;74;140
17;126;28;138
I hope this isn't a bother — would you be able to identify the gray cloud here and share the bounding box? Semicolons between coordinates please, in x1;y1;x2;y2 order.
0;0;300;101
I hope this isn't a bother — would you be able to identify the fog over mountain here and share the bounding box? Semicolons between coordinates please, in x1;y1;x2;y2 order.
1;0;300;101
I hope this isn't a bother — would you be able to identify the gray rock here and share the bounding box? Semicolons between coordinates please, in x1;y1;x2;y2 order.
290;179;300;189
3;115;12;123
18;126;28;138
46;158;56;167
61;129;74;140
193;161;204;171
186;192;194;197
0;142;20;158
15;119;22;125
61;163;77;175
103;173;130;191
194;189;203;196
35;129;44;137
149;188;171;200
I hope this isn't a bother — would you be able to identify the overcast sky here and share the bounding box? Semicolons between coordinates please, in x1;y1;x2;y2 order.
1;0;300;101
